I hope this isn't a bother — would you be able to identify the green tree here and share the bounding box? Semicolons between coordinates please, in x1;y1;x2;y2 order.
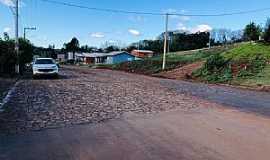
104;45;120;53
243;22;262;41
264;18;270;42
63;37;80;62
64;37;80;52
19;38;34;73
0;38;16;75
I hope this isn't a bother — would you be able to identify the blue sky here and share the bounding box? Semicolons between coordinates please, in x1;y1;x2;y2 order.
1;0;270;48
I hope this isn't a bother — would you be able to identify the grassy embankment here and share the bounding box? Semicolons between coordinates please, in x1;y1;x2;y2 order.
224;42;270;87
191;42;270;88
109;45;234;75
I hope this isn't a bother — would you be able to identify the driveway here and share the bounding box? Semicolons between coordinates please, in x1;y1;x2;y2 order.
1;66;270;160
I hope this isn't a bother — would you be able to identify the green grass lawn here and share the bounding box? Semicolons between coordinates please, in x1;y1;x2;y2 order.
224;42;270;60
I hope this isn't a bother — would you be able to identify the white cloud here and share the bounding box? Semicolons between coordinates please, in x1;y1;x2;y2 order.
177;23;188;31
176;23;212;33
128;15;146;23
163;8;190;21
91;32;105;38
0;0;13;6
191;24;212;33
0;0;25;7
108;40;116;43
3;27;11;33
163;8;177;14
128;29;140;36
179;16;190;21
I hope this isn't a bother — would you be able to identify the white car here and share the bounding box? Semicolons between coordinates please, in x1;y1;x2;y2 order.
32;58;59;77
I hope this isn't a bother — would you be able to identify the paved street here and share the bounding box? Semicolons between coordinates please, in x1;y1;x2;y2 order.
1;66;270;160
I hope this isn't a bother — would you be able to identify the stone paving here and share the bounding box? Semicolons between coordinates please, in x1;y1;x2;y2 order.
0;67;215;134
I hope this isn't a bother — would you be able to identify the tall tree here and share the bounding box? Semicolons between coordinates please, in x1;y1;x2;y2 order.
64;37;80;60
264;18;270;42
64;38;80;51
243;22;262;41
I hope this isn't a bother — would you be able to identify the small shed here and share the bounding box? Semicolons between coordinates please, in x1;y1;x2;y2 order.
57;53;66;62
131;50;154;58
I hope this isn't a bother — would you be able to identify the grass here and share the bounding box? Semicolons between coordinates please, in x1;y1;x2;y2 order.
223;42;270;60
194;42;270;87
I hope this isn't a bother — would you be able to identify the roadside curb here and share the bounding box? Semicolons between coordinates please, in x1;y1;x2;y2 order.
0;80;21;112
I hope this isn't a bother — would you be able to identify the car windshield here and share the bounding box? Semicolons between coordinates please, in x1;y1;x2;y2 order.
35;59;54;64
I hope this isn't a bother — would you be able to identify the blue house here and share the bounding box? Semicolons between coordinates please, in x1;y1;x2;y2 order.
106;51;136;64
75;51;138;65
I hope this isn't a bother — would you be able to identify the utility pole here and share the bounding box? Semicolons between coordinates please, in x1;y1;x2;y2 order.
162;13;169;70
15;0;20;74
24;27;37;40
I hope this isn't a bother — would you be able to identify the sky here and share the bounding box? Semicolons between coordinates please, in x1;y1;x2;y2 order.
0;0;270;48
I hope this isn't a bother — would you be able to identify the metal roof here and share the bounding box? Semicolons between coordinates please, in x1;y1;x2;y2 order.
76;51;134;58
132;50;154;53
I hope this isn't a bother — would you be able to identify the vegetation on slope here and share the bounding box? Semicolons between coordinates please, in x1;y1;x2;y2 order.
111;46;231;75
194;42;270;85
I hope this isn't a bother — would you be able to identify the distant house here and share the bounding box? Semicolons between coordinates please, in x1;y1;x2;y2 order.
75;51;136;65
57;53;66;62
106;51;136;64
131;50;154;58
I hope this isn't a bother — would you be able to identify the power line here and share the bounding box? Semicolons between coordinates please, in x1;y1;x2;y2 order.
180;8;270;17
39;0;270;17
39;0;163;15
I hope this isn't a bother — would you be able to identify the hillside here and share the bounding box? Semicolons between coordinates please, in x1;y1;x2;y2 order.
193;42;270;89
109;42;270;90
111;45;233;75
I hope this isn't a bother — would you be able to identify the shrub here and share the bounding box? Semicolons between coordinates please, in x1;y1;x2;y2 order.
194;54;233;83
0;39;17;76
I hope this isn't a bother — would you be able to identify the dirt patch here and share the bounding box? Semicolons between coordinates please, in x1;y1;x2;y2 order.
154;61;204;80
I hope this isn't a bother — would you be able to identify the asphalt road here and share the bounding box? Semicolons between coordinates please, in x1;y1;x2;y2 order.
1;66;270;160
160;79;270;117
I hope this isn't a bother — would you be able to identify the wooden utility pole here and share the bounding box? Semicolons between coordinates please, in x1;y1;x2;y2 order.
15;0;20;74
162;13;169;70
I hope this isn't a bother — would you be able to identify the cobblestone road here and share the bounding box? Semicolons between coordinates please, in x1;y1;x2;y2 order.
0;67;215;134
2;66;270;160
1;66;270;135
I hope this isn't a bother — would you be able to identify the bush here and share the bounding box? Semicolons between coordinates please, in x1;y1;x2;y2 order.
195;53;267;83
0;38;33;76
194;54;233;83
0;39;17;76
